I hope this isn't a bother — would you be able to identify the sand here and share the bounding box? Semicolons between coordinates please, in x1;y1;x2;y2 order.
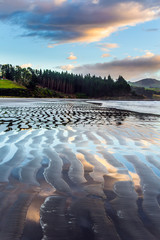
0;99;160;240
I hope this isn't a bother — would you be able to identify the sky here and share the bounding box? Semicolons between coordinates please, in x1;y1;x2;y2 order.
0;0;160;81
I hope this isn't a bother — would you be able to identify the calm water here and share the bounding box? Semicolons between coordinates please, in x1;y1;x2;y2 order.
0;98;160;240
88;100;160;115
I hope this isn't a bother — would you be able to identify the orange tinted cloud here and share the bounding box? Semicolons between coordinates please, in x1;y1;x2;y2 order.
67;53;77;60
21;63;32;68
99;43;119;49
0;1;160;43
60;64;75;71
101;53;110;58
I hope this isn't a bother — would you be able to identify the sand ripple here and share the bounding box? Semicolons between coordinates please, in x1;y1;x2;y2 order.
0;100;160;240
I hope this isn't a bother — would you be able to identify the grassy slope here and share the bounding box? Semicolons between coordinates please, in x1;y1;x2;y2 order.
0;79;65;98
0;79;26;89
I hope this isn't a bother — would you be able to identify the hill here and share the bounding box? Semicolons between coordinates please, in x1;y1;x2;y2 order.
129;78;160;100
0;79;26;89
0;79;65;98
129;78;160;88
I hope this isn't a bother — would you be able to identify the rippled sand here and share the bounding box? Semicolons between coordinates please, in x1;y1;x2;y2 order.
0;99;160;240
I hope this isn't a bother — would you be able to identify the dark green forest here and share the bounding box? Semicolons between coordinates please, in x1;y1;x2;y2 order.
1;64;131;98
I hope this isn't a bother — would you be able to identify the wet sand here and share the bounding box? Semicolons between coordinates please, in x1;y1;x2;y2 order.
0;99;160;240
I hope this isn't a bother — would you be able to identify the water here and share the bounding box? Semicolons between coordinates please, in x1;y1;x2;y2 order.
0;98;160;240
88;100;160;116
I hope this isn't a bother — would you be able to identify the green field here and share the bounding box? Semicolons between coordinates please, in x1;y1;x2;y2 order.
0;79;26;89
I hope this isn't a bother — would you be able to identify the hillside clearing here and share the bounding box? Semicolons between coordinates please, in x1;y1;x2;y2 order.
0;79;26;89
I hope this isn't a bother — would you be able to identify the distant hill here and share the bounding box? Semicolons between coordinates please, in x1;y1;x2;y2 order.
129;78;160;88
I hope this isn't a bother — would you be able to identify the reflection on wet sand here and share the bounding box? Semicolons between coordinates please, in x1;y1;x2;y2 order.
0;100;160;240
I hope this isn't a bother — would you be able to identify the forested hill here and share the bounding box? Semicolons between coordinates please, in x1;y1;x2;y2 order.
1;64;131;98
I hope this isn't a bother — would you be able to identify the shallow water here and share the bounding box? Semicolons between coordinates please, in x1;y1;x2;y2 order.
88;100;160;116
0;98;160;240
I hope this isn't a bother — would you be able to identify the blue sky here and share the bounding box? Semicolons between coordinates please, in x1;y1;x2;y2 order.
0;0;160;81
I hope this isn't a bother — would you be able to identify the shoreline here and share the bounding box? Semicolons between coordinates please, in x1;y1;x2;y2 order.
0;96;159;101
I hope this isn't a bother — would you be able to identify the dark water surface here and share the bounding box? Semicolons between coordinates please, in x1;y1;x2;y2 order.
0;98;160;240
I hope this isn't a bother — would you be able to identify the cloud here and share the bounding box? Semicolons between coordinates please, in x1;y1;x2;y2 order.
145;28;159;31
73;54;160;81
134;50;155;59
59;64;75;71
47;44;58;48
101;53;110;58
99;43;119;49
0;1;160;43
53;0;67;6
92;0;99;4
67;52;77;60
20;63;32;68
99;42;119;53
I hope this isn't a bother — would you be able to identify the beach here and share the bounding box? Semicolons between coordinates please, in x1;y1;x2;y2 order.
0;98;160;240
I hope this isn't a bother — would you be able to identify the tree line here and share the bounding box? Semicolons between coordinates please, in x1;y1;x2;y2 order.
1;64;131;98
